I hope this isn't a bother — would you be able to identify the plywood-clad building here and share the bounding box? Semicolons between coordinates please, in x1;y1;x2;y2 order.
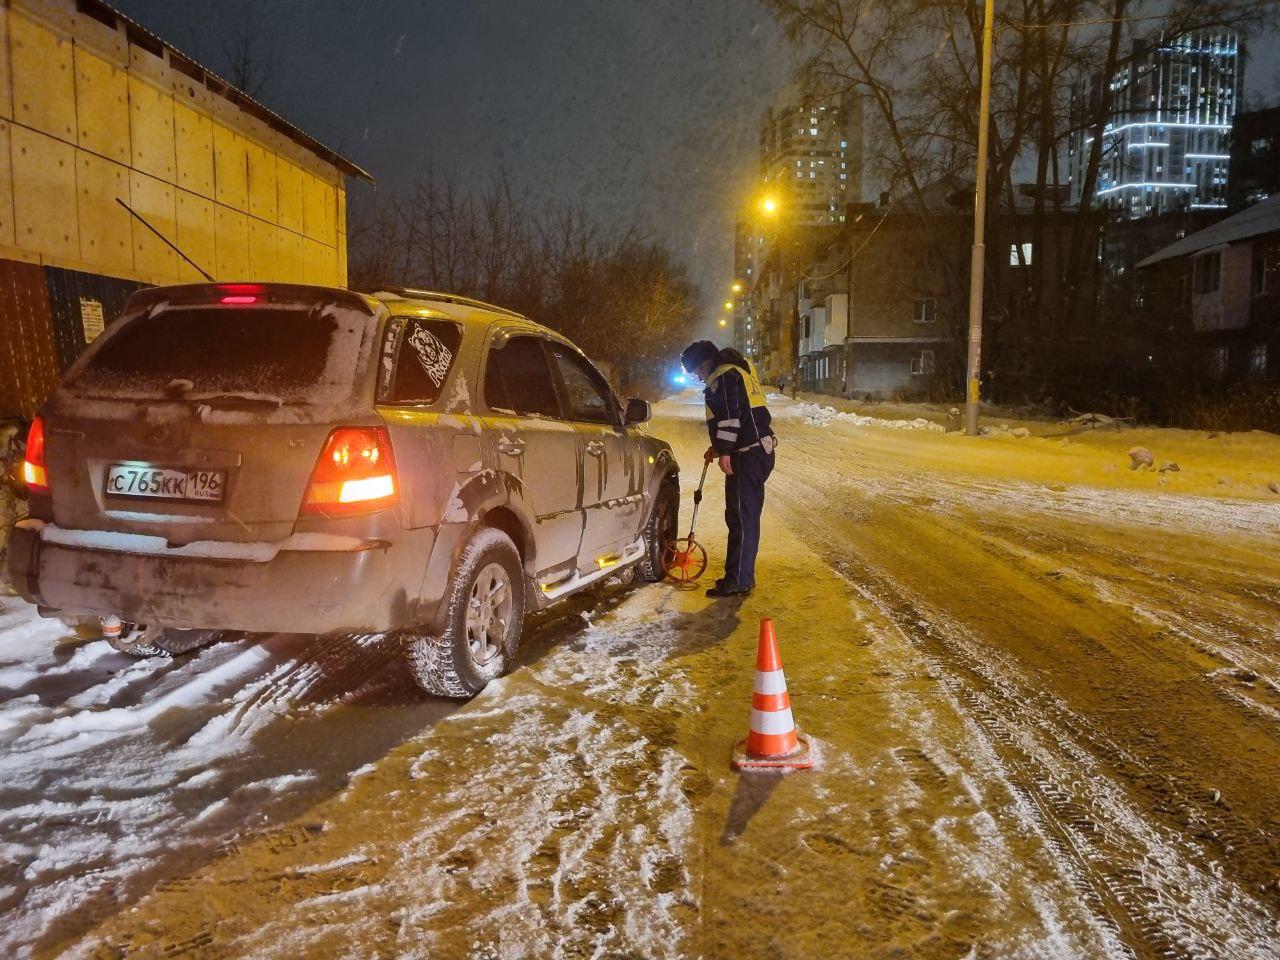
0;0;372;418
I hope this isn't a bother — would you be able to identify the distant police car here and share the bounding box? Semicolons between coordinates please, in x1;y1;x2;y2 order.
7;283;680;697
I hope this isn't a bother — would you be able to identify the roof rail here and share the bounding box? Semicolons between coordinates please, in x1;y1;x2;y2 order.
374;286;528;321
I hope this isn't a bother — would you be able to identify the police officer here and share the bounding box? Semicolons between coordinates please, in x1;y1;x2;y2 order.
679;340;776;598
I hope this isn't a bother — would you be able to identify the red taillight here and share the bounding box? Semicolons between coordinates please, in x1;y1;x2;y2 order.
22;417;49;495
301;426;398;516
217;284;265;305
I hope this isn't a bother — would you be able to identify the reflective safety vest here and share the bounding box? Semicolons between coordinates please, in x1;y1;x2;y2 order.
703;360;768;421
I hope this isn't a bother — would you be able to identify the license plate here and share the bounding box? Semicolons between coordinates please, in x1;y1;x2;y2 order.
105;464;226;503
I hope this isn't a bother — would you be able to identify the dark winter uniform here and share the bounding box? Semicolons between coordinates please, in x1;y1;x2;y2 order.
703;350;775;591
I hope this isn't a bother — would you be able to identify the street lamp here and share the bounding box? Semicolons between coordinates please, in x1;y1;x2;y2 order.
723;301;733;311
760;195;778;217
731;282;743;294
719;318;728;328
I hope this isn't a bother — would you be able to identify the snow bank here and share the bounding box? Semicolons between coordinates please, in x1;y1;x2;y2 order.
788;402;944;432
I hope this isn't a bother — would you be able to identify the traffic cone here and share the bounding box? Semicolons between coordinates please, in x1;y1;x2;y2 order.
732;618;813;771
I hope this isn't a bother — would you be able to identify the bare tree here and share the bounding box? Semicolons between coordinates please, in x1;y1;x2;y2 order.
218;0;281;101
764;0;1275;403
347;172;699;398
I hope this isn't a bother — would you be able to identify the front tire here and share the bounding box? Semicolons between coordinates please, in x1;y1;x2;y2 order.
403;527;525;698
638;479;679;583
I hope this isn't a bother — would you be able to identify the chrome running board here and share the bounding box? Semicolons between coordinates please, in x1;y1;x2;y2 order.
538;538;646;602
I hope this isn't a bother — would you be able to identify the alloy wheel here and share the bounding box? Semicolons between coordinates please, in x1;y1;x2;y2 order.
465;561;512;668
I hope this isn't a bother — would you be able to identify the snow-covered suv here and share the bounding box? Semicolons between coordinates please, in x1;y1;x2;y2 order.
6;283;680;697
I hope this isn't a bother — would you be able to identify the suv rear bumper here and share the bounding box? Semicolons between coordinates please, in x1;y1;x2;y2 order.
5;523;433;635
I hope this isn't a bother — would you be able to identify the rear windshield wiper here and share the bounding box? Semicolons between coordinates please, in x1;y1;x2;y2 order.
190;393;285;409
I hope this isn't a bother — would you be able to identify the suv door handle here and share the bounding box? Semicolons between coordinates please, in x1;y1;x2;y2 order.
585;440;605;456
497;438;525;457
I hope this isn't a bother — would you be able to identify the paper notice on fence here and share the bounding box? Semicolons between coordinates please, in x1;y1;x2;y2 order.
80;298;105;342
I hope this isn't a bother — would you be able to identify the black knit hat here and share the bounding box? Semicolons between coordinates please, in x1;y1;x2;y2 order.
680;340;719;374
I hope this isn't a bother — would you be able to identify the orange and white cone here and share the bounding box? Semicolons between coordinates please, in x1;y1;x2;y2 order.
732;618;813;771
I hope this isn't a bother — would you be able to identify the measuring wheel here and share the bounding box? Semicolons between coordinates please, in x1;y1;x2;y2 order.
662;460;713;586
663;536;708;585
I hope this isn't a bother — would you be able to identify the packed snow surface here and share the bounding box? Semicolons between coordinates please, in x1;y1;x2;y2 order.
4;391;1280;959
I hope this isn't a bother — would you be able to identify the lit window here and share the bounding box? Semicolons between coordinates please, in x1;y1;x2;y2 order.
1210;345;1229;377
1195;251;1221;294
913;298;937;324
1010;242;1033;266
1249;344;1267;377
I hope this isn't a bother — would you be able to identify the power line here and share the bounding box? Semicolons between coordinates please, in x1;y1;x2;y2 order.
1010;13;1212;30
798;197;897;283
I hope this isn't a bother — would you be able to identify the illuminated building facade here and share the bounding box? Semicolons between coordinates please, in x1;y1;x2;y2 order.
1069;31;1239;218
758;92;863;228
731;219;769;360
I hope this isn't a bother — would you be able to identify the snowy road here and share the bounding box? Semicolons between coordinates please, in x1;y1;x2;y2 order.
4;395;1280;958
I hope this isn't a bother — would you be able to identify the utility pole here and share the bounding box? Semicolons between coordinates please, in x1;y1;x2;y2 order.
965;0;996;436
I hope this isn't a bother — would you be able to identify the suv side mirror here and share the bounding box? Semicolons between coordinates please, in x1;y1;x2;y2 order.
624;398;651;425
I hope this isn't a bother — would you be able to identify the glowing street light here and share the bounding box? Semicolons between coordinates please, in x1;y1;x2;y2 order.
731;282;743;293
718;318;728;328
760;195;778;216
723;300;733;311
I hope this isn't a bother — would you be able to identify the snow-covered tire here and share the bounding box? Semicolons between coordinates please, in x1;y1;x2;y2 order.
403;527;525;699
107;626;222;658
638;478;679;583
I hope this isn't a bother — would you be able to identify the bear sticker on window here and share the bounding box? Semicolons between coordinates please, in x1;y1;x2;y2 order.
388;319;463;404
409;324;453;386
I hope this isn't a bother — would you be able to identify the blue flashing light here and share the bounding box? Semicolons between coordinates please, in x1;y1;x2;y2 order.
673;372;688;386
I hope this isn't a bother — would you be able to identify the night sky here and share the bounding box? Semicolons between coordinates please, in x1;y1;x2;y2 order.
112;1;1278;334
111;0;795;330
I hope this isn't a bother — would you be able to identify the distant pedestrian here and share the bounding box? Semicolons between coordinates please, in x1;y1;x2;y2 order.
680;340;776;598
777;375;786;396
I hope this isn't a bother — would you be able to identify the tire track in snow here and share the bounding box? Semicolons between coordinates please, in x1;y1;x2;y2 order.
977;519;1280;728
771;448;1280;960
135;587;701;960
0;605;416;960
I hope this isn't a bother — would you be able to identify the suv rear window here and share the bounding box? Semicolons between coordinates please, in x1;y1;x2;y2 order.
67;306;369;405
